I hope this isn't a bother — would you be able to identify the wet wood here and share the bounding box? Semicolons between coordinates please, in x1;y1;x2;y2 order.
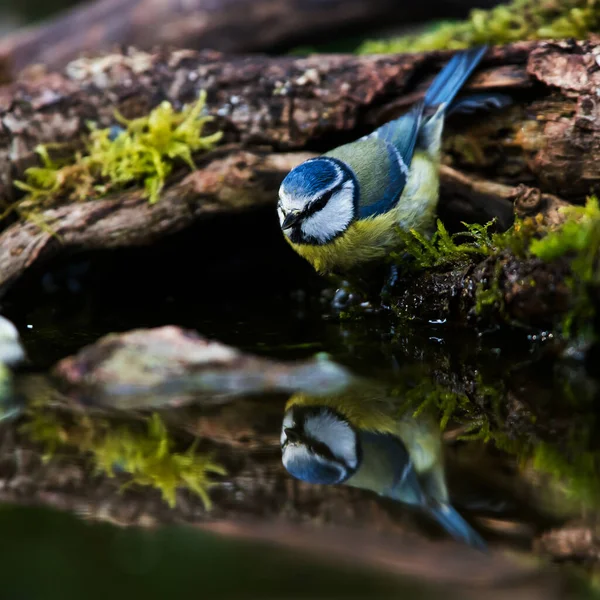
391;250;573;330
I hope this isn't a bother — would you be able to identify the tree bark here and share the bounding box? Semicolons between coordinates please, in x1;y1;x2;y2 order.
0;150;312;297
0;0;501;84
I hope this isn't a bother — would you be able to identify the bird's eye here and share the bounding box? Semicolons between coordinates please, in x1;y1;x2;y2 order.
310;189;334;213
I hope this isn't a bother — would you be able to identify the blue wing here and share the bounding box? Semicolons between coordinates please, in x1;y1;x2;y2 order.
336;47;488;220
356;102;424;219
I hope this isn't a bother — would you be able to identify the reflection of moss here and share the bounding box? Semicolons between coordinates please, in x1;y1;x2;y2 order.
358;0;599;54
532;441;600;508
404;374;600;510
22;408;225;508
8;92;221;224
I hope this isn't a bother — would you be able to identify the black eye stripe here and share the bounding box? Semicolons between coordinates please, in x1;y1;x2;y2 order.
306;188;335;216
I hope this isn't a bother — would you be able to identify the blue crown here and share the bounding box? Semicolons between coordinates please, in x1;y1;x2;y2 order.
281;158;339;199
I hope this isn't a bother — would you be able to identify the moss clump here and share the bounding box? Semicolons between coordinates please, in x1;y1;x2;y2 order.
22;408;225;508
358;0;599;54
398;198;600;335
393;218;497;270
9;91;221;221
530;198;600;337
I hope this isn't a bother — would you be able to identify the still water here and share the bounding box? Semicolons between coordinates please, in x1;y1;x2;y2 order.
0;209;599;599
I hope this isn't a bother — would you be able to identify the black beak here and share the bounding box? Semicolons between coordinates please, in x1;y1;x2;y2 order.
281;210;301;230
284;427;302;443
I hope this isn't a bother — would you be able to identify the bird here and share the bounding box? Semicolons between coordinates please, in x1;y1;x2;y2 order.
280;389;486;549
277;46;490;277
0;315;25;367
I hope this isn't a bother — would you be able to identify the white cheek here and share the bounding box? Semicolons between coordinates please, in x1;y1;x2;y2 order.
281;411;294;446
304;410;357;469
301;182;354;244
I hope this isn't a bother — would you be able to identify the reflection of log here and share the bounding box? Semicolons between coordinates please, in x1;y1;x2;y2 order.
0;40;598;308
0;404;568;597
0;0;502;84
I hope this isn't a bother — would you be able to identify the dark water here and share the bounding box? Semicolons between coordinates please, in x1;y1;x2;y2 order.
1;208;599;599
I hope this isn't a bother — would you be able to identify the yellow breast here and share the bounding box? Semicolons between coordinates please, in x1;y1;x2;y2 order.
287;211;400;274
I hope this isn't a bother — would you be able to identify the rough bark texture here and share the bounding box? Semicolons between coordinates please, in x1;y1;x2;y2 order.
0;40;594;204
0;151;311;296
0;0;502;84
0;40;598;306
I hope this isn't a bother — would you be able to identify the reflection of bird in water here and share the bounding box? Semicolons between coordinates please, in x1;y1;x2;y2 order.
280;390;486;550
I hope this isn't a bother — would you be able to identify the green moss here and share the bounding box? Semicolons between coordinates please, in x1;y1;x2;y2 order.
398;198;600;336
530;198;600;336
358;0;600;54
9;92;221;223
22;408;225;509
532;440;600;508
393;218;497;270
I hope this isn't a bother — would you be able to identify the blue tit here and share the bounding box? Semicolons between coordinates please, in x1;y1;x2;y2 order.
280;391;486;550
277;47;488;275
0;315;25;367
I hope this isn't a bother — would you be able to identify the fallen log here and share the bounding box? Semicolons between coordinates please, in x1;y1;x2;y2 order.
0;40;598;324
2;40;597;205
0;0;501;84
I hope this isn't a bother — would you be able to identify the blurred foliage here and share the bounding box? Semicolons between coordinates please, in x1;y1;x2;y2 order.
1;0;83;26
22;407;225;508
7;92;221;227
358;0;600;53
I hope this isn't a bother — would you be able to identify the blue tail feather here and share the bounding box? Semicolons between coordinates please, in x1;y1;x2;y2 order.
427;501;487;551
424;46;487;109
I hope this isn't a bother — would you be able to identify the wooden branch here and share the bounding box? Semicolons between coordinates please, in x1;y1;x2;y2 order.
0;151;312;297
0;0;501;84
439;165;572;230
